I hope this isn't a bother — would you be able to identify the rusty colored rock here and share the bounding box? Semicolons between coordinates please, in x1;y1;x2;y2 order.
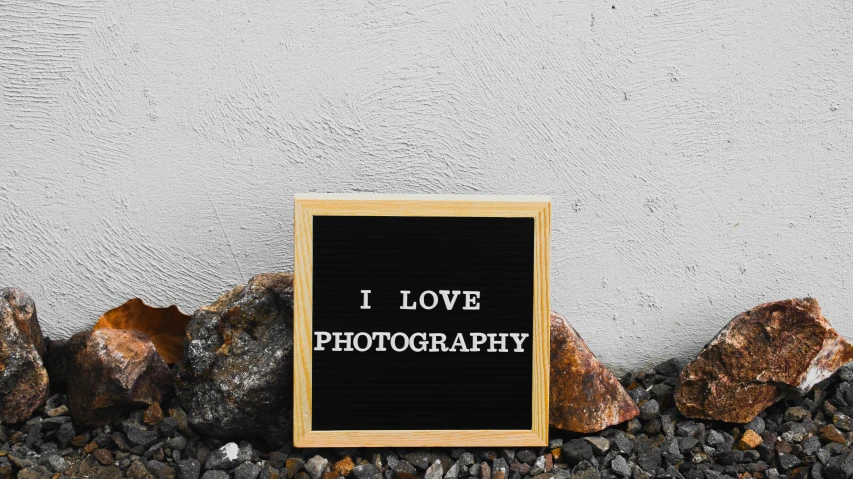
61;329;171;426
94;448;114;466
332;457;355;477
550;311;639;433
143;402;163;425
676;298;853;423
821;424;848;444
737;430;763;450
0;287;49;424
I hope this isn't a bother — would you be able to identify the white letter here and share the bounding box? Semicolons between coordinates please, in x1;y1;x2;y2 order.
419;290;438;310
314;331;332;351
400;291;417;310
360;290;371;309
391;332;409;351
463;291;481;310
333;332;354;352
410;332;428;352
372;332;391;351
429;333;448;352
448;333;469;352
470;332;487;352
439;290;461;310
487;333;509;352
353;332;372;352
510;333;529;352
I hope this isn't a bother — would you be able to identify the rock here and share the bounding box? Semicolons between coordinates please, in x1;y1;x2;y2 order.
746;417;766;435
127;460;150;479
584;437;610;455
679;437;699;452
43;454;66;473
17;466;52;479
676;298;853;422
803;436;822;456
517;450;537;465
333;457;355;477
0;288;49;423
40;416;70;429
821;425;848;444
785;407;810;422
611;456;631;478
175;273;294;446
56;421;75;447
287;457;308;479
778;453;801;471
638;400;660;421
562;439;593;466
203;471;231;479
824;452;853;479
661;436;683;464
53;329;171;426
550;311;639;432
737;430;763;450
124;424;160;448
655;358;682;377
425;461;444;479
159;416;179;437
166;436;186;453
177;459;201;479
353;464;378;479
144;403;164;426
236;462;264;479
262;464;283;479
305;455;330;479
268;452;287;470
147;460;175;478
635;439;661;473
406;452;431;470
205;442;251;470
0;457;10;479
612;434;633;455
834;414;853;432
46;404;69;417
95;448;114;465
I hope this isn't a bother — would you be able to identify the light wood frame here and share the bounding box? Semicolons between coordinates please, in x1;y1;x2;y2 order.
293;193;551;447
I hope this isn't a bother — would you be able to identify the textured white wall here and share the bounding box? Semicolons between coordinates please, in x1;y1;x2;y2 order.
1;0;851;372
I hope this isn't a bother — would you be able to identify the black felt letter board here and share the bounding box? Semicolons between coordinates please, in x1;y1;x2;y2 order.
311;215;534;431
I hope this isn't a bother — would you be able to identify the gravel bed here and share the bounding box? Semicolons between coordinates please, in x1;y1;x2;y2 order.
3;358;852;479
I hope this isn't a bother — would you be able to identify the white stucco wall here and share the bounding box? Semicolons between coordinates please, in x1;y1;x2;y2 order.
1;0;851;373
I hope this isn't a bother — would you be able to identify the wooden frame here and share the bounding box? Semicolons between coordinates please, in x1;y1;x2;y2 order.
293;193;551;447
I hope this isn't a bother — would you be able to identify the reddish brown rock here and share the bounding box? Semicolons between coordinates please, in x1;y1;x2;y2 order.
332;457;355;477
737;430;763;450
94;448;114;466
550;311;639;433
0;287;49;424
143;402;163;425
58;329;171;426
676;298;853;423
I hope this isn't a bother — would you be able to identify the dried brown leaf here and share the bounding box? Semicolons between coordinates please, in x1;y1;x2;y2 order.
94;298;190;364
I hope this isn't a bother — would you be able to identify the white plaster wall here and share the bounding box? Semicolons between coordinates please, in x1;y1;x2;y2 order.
1;0;851;372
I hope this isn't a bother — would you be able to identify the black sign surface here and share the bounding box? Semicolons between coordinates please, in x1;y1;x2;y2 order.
311;215;534;431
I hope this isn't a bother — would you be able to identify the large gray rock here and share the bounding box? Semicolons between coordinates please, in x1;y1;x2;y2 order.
175;273;294;446
0;288;49;424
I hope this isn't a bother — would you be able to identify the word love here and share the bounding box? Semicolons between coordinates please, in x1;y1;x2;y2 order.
314;331;530;353
360;290;480;310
